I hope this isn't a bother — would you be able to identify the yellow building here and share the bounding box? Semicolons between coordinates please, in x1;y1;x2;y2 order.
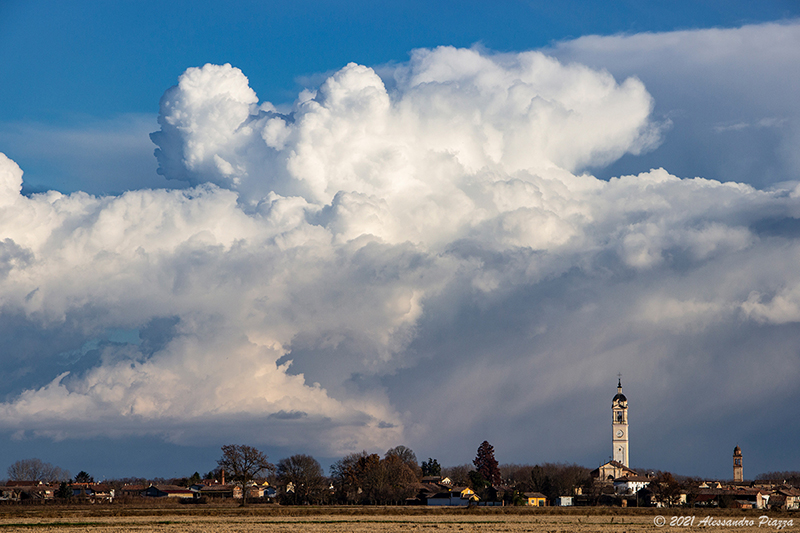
525;492;547;506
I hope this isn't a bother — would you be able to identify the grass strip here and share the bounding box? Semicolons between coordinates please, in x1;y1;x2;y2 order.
0;523;106;529
251;519;508;524
0;521;186;529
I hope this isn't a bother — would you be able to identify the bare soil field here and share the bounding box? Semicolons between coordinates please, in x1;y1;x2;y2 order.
0;505;795;532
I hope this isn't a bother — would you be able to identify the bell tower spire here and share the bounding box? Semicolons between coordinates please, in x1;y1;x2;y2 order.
612;375;629;467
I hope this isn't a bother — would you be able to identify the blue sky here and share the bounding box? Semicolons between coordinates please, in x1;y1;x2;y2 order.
1;1;800;482
2;1;794;120
2;0;798;194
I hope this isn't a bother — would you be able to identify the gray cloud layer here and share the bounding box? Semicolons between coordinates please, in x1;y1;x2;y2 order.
1;28;799;475
550;20;800;188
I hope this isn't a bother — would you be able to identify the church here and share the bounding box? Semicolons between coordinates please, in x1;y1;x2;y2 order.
590;380;751;496
591;378;637;481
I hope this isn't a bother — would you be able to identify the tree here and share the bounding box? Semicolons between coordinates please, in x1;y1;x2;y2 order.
528;463;590;502
442;464;472;487
217;444;274;507
500;464;534;490
204;468;222;482
385;446;417;468
468;470;489;491
473;441;501;485
385;446;420;480
756;471;800;486
56;481;73;499
330;451;370;503
329;450;417;504
421;458;441;477
7;458;70;482
650;472;681;507
175;472;202;488
379;454;418;504
277;454;327;505
74;471;94;483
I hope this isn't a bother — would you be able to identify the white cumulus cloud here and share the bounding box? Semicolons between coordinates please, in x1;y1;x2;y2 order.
1;41;800;470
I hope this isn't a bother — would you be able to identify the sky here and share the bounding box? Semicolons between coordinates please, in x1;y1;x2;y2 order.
1;0;799;481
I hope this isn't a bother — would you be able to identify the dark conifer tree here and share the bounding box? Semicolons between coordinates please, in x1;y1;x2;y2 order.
473;441;501;485
421;458;442;477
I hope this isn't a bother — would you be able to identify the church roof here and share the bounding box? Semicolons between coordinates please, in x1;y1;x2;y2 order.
590;460;637;477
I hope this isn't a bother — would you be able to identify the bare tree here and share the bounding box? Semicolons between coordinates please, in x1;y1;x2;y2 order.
330;451;369;503
385;446;419;472
277;454;327;504
217;444;274;507
442;464;472;486
649;471;682;507
329;450;417;504
376;454;418;504
7;458;70;482
529;462;591;501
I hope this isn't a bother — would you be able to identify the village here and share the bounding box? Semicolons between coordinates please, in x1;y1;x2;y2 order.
1;381;798;511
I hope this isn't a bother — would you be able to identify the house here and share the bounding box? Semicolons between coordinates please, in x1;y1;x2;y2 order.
730;488;770;509
775;488;800;510
0;486;22;501
72;483;114;502
6;484;55;500
231;481;272;499
769;494;787;510
524;492;547;506
613;474;650;495
142;485;194;499
692;487;770;509
554;496;573;506
191;483;234;499
119;484;147;497
427;486;479;506
412;482;446;505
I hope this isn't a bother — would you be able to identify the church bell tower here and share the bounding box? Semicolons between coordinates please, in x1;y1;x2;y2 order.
612;378;629;467
733;446;743;482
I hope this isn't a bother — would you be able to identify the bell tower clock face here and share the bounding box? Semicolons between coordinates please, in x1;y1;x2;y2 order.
616;429;624;438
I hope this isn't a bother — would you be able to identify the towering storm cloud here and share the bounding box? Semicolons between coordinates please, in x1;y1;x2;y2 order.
1;41;798;471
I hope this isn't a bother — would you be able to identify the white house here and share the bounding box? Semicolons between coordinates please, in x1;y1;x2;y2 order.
614;474;650;495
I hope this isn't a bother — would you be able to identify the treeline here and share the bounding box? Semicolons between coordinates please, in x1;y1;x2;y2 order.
756;471;800;485
8;445;796;507
4;442;595;506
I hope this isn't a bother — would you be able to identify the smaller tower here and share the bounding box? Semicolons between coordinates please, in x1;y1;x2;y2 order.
733;446;743;482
